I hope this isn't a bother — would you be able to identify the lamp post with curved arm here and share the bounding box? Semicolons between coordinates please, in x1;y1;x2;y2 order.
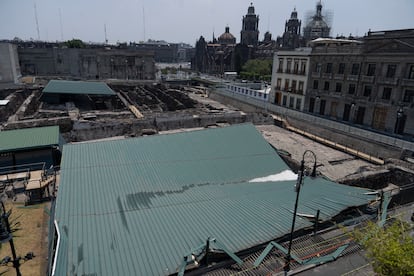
284;150;317;275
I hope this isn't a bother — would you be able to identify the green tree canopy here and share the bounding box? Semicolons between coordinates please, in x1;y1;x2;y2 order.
352;219;414;275
65;39;85;48
240;59;272;81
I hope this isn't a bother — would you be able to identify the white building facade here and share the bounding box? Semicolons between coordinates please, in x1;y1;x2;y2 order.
270;48;311;111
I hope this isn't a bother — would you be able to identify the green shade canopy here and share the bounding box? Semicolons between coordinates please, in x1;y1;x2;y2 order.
43;80;115;96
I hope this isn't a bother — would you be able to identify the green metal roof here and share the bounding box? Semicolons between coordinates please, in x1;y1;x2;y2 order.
53;124;375;276
0;126;62;153
43;80;115;96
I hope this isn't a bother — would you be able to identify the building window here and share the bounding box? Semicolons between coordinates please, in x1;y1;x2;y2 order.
351;63;360;75
403;89;414;102
386;64;396;78
278;58;284;72
300;61;306;74
348;83;356;94
291;80;297;93
363;85;372;97
298;81;304;93
335;82;342;93
276;78;281;89
284;79;290;91
313;80;319;89
289;97;294;108
315;63;322;73
338;63;345;74
294;60;299;74
367;63;376;76
296;98;301;110
408;65;414;79
382;87;392;100
326;63;333;74
282;95;287;106
324;81;330;91
286;59;292;73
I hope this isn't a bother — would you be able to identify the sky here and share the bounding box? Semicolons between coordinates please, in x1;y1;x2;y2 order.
1;0;413;46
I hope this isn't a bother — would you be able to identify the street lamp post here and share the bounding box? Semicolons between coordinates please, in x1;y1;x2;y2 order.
284;150;317;275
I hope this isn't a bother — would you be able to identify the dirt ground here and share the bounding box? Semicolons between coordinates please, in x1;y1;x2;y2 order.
0;202;50;276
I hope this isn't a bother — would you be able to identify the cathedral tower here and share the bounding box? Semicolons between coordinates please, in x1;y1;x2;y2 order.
241;3;259;46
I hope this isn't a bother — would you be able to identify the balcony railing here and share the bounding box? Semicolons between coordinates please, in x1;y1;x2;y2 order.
347;74;359;81
362;75;375;83
378;77;399;86
312;72;321;78
322;73;332;79
401;78;414;87
334;74;344;80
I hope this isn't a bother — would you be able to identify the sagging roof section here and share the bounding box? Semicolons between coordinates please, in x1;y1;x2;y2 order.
53;123;375;276
0;125;62;153
42;80;116;96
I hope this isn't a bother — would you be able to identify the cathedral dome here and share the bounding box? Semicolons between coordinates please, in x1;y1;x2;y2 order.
218;26;236;45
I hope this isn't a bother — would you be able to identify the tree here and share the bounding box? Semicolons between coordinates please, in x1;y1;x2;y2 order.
65;39;85;48
352;219;414;275
240;59;272;81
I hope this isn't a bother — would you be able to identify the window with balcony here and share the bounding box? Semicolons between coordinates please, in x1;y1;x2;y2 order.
291;80;297;93
313;80;319;89
335;82;342;93
348;83;356;94
367;63;376;76
338;63;345;74
382;87;392;100
294;60;299;74
326;63;333;74
363;85;372;97
324;81;330;91
284;79;290;91
278;58;284;72
300;62;306;74
408;65;414;79
298;81;304;93
286;59;292;73
386;64;396;78
315;63;322;73
276;78;281;89
351;63;360;75
403;89;414;102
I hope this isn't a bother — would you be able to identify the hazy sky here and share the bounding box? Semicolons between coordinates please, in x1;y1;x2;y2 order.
1;0;413;45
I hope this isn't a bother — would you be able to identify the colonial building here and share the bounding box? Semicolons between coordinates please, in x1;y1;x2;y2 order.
280;8;303;49
241;3;259;46
303;1;331;44
270;48;311;111
305;29;414;137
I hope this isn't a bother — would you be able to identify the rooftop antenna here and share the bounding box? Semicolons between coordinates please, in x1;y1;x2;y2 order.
34;2;40;40
59;8;64;41
142;5;146;42
104;23;108;44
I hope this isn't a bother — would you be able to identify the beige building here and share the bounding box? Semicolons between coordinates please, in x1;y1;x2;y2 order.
270;47;312;111
306;30;414;137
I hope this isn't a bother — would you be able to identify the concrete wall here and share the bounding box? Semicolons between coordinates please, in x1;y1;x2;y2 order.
0;43;21;83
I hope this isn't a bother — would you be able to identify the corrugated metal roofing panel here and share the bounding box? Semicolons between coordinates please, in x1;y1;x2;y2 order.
43;80;115;96
54;124;375;276
0;126;61;153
